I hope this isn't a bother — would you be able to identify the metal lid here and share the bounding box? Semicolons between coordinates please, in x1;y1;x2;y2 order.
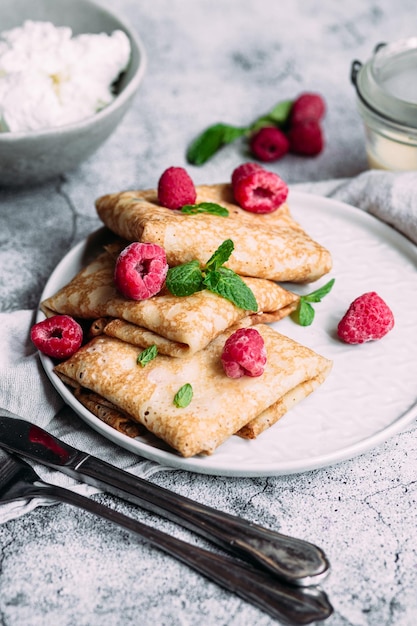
351;38;417;128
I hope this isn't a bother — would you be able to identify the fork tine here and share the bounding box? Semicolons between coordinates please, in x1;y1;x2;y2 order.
0;448;40;502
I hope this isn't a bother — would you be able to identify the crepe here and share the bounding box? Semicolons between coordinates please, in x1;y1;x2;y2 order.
70;365;330;441
41;248;299;357
73;388;144;438
54;324;332;457
237;369;330;439
95;183;332;283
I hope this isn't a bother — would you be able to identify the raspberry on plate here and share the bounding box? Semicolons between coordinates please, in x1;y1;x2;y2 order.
31;315;83;359
290;92;326;124
231;162;288;213
157;166;197;210
249;126;289;162
114;242;168;300
221;328;267;378
287;120;324;156
337;292;395;344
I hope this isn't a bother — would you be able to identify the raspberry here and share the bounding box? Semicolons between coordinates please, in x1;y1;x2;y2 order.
337;292;395;344
114;242;168;300
157;166;196;210
231;162;288;213
290;92;326;124
249;126;289;162
231;162;263;187
221;328;267;378
31;315;83;359
287;120;324;156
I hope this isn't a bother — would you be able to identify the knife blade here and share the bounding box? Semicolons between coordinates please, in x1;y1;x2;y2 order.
0;415;330;586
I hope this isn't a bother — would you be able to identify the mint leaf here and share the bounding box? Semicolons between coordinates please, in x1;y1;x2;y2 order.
174;383;193;408
292;300;315;326
137;344;158;367
250;99;293;131
267;99;294;124
205;239;234;272
165;240;258;312
187;123;247;165
291;278;335;326
181;202;229;217
166;260;203;296
204;267;258;312
302;278;335;303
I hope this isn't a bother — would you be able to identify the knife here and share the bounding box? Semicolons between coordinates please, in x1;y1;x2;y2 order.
0;415;330;586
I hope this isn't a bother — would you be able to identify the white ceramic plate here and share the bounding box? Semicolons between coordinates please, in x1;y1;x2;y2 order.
38;191;417;477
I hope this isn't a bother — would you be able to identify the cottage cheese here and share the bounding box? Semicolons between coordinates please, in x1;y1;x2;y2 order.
0;20;131;133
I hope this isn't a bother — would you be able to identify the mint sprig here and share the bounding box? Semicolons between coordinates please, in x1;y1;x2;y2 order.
181;202;229;217
186;99;293;165
291;279;335;327
174;383;193;408
166;239;258;312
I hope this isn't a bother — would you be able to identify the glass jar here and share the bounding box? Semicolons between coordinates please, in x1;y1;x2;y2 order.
351;38;417;170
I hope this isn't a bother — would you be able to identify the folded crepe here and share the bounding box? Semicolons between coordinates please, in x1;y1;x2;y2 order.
41;248;300;357
73;387;145;439
95;183;332;283
70;365;330;442
54;324;332;457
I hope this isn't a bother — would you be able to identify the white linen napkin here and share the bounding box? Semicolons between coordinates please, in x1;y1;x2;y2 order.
1;169;416;523
297;169;417;245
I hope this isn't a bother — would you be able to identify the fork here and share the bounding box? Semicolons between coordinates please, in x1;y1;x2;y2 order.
0;449;333;625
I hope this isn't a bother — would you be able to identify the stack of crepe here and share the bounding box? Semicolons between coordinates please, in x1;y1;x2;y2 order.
43;182;333;457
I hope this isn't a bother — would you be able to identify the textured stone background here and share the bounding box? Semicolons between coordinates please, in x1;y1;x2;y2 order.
1;1;417;625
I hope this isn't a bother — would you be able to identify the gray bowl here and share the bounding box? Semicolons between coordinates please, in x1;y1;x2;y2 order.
0;0;146;187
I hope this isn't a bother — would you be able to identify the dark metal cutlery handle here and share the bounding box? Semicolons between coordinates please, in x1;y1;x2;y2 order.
22;480;332;625
79;455;330;586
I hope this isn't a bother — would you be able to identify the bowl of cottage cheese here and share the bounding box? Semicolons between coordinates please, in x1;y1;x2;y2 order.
0;0;146;186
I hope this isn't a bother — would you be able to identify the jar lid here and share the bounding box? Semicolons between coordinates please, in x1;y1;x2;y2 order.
351;38;417;128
